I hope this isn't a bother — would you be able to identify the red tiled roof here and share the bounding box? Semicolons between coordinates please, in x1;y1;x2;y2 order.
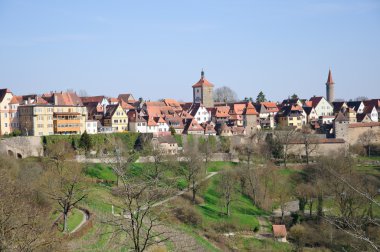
192;76;214;88
9;95;22;104
326;69;334;84
80;96;105;104
261;102;279;112
349;122;380;128
273;225;287;238
245;102;258;115
215;106;230;117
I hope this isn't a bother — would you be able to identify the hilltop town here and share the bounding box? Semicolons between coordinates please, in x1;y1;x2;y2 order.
1;69;379;151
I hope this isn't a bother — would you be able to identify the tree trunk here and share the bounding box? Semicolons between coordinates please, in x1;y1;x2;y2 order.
63;212;68;232
192;180;196;204
309;200;313;217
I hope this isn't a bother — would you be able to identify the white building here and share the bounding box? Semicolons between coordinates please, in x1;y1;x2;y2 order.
309;96;333;117
85;120;98;134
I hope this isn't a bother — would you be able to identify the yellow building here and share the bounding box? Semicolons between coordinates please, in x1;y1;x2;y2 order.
18;105;87;136
277;106;304;129
103;104;128;132
0;89;15;135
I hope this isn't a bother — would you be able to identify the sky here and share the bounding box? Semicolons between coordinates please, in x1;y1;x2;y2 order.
0;0;379;102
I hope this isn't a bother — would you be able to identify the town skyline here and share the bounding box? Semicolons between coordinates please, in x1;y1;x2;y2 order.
1;0;379;101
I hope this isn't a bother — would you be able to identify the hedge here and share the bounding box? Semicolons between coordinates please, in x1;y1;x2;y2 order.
42;132;141;152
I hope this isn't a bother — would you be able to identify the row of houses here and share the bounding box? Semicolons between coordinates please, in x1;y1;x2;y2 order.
0;71;378;137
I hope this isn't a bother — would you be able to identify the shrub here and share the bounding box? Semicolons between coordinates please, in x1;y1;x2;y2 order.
172;198;201;226
211;221;239;233
176;178;188;190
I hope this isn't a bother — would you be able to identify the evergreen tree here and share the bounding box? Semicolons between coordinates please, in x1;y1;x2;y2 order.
79;131;92;153
169;126;176;135
256;91;267;103
291;93;299;100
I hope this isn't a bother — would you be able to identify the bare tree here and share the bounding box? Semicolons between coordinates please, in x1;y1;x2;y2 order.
213;86;238;103
199;136;217;164
43;162;87;232
274;126;298;167
316;153;380;251
299;126;319;164
218;170;237;216
183;145;206;204
0;156;61;251
104;138;135;187
358;130;376;157
106;179;170;252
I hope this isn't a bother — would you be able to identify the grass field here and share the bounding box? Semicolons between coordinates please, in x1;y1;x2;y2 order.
197;174;264;232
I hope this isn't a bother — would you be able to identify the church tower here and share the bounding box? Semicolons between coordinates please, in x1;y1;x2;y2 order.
326;69;335;103
192;70;214;108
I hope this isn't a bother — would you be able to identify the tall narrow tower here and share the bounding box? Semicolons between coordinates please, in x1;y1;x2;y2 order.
192;70;214;108
326;69;335;103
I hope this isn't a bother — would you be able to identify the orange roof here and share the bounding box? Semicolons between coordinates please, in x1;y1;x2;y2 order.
9;95;22;104
147;117;158;126
261;102;279;112
215;106;230;117
108;97;119;103
192;71;214;88
186;119;204;131
273;225;287;238
233;104;245;115
245;102;258;115
120;100;135;110
304;101;313;107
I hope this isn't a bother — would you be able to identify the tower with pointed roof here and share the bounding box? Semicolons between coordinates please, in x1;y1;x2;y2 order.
192;70;214;108
326;69;335;104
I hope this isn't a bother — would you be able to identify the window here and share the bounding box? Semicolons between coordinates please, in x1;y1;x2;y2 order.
4;123;7;127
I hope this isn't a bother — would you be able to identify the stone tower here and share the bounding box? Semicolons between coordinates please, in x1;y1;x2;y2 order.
192;70;214;108
326;69;335;103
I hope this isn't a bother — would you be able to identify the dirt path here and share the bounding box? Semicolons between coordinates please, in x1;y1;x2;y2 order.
150;172;218;209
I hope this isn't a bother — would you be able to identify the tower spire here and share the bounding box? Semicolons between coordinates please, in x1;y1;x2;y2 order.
326;68;334;84
201;68;204;79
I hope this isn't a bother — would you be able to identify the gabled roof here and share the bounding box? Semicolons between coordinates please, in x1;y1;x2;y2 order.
303;106;314;116
44;92;83;106
163;98;183;111
273;225;287;238
118;93;135;103
214;106;230;118
261;102;279;113
356;113;371;123
332;101;347;113
347;101;363;111
309;96;324;108
147;117;158;126
244;102;258;115
184;118;204;132
104;104;123;118
9;95;22;104
0;88;12;102
335;111;348;122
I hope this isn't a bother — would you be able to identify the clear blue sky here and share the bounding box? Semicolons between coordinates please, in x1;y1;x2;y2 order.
0;0;379;102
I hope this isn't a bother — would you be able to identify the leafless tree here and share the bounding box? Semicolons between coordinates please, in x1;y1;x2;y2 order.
274;126;298;167
183;145;206;204
0;156;62;251
316;153;380;251
213;86;238;103
218;170;237;216
299;126;319;164
104;138;135;186
43;162;87;233
358;129;376;157
106;179;170;252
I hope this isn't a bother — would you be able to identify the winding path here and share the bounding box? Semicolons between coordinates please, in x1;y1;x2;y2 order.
70;209;88;234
